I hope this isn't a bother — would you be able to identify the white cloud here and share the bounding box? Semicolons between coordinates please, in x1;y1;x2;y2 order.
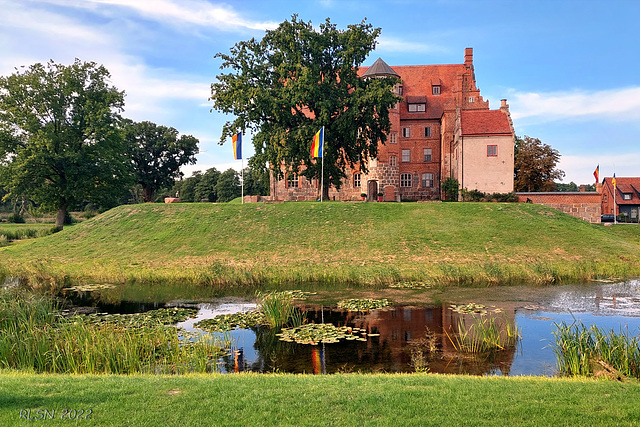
509;87;640;123
376;36;445;54
36;0;278;31
558;152;640;184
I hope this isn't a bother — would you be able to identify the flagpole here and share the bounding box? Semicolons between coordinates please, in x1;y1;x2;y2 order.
321;126;324;203
241;157;244;204
614;174;617;225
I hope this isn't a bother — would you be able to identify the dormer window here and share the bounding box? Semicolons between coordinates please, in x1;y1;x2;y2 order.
406;95;427;113
432;85;441;95
623;193;632;200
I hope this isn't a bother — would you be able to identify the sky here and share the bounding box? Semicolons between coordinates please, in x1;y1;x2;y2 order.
1;0;638;185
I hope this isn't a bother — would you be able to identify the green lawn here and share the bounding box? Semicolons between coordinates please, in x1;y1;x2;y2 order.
1;372;639;426
1;202;639;288
0;223;56;241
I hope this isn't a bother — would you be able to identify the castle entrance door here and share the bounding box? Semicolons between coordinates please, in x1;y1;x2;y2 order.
367;180;378;202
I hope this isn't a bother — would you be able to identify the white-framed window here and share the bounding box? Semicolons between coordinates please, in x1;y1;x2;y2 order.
389;132;397;144
287;173;299;188
408;103;426;112
395;84;403;96
424;127;431;137
400;173;412;187
487;145;498;157
402;127;410;138
623;193;632;200
422;173;434;188
389;155;397;167
468;96;474;103
432;85;441;95
423;148;432;162
353;173;361;188
402;149;410;162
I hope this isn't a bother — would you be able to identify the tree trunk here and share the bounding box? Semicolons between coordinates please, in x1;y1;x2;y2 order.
142;186;154;203
55;204;67;231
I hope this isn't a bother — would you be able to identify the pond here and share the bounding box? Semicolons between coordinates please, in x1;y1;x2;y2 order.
14;278;640;376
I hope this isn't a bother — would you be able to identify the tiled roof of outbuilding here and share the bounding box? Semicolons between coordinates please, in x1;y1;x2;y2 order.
460;110;512;136
603;177;640;205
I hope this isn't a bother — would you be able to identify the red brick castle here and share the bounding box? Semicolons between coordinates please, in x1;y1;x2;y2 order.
269;48;515;202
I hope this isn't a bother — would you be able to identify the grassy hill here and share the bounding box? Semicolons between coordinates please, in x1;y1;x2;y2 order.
1;201;639;289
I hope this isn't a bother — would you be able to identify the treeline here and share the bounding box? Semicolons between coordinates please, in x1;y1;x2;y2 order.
0;59;271;228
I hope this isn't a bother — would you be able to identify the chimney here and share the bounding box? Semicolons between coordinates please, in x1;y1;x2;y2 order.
465;48;473;68
500;99;509;111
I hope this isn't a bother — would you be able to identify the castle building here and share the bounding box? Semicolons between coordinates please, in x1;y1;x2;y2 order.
270;48;515;202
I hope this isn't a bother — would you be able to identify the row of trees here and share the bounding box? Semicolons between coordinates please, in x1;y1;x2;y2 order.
0;60;200;229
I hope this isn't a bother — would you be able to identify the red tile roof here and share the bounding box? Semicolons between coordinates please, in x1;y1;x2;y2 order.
460;110;512;136
603;177;640;204
359;63;466;120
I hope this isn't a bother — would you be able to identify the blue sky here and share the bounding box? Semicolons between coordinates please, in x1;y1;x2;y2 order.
1;0;638;184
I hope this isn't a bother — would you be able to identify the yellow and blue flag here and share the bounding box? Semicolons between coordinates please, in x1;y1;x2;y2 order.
311;127;324;158
232;132;242;160
612;173;616;189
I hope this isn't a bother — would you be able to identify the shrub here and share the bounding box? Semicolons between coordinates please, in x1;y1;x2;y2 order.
7;213;25;223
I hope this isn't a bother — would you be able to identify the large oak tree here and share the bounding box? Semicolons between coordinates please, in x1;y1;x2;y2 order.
123;120;199;203
210;16;401;198
514;135;565;192
0;60;129;229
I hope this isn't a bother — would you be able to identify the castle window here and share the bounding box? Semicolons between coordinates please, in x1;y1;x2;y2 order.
408;103;426;112
469;97;474;103
432;85;441;95
423;148;432;162
402;127;410;138
487;145;498;157
287;173;299;188
389;155;397;167
353;173;361;188
422;173;434;188
402;149;410;162
389;132;397;144
424;127;431;137
395;84;403;95
400;173;412;187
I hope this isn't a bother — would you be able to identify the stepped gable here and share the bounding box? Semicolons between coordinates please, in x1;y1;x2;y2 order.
460;110;512;136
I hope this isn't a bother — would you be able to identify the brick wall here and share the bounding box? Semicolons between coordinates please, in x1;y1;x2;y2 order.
516;192;601;223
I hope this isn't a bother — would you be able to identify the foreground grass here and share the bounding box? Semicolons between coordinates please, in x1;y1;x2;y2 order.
1;202;639;288
1;372;639;426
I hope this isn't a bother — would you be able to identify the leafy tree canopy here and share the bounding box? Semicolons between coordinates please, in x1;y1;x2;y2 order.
0;59;129;229
123;119;199;203
210;15;401;198
514;135;565;192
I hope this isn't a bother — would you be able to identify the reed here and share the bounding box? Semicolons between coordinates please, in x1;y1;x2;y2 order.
0;289;229;374
446;314;520;353
258;291;306;328
552;321;640;379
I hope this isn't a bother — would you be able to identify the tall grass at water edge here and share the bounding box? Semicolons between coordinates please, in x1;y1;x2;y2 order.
0;289;229;374
259;291;306;328
446;315;521;353
552;321;640;379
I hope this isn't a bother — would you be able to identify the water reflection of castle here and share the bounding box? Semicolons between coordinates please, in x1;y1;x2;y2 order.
304;304;517;376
